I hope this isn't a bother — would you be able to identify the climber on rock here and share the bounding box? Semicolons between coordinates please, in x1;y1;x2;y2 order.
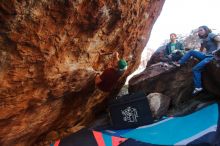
95;51;128;92
163;33;185;64
175;26;220;95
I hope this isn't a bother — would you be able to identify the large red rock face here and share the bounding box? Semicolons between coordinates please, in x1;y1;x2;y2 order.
0;0;165;145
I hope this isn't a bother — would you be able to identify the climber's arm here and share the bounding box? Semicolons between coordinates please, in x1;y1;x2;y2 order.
95;74;102;85
113;51;120;66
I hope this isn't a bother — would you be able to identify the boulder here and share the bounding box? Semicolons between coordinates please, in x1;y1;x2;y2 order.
203;61;220;96
129;59;220;107
147;93;170;119
0;0;165;145
146;45;166;67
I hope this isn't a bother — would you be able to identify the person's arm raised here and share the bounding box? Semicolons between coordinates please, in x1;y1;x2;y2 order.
95;74;102;85
112;51;120;67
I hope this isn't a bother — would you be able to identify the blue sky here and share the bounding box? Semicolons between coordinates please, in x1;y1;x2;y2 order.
142;0;220;57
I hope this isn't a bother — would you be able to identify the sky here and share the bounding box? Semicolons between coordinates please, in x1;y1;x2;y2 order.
142;0;220;58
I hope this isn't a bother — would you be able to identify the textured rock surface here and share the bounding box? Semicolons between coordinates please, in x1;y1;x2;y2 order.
147;92;170;119
146;45;166;66
203;62;220;96
129;59;220;107
129;60;197;106
0;0;165;145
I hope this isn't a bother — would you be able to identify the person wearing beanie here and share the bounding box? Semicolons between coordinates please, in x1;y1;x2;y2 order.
95;52;128;92
175;25;220;95
118;59;128;72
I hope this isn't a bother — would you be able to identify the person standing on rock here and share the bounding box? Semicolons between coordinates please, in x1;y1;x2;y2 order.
175;26;220;95
95;51;128;92
164;33;185;63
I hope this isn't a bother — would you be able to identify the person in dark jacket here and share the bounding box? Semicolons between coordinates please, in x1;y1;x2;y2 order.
164;33;185;62
176;26;220;95
95;52;128;92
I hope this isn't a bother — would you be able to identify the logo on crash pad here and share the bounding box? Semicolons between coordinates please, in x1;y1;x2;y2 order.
121;107;138;122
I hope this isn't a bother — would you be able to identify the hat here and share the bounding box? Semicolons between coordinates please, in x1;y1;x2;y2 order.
118;59;128;71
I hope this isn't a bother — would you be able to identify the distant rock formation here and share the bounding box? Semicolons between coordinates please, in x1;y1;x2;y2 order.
0;0;165;145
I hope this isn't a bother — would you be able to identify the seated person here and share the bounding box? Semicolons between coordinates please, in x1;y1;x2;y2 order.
176;25;220;95
95;52;128;92
164;33;185;62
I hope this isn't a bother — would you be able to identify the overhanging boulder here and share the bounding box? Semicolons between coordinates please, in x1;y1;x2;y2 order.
0;0;165;145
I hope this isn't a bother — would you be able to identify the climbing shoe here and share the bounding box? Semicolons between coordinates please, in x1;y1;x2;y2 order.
192;88;203;95
172;62;181;67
